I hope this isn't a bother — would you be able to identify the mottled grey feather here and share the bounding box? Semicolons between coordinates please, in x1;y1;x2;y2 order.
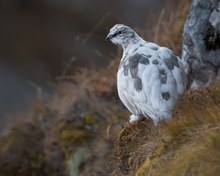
123;64;129;76
163;52;180;70
159;69;167;84
134;77;142;92
162;92;171;101
139;55;150;65
129;55;140;78
150;46;158;50
163;58;174;70
152;59;159;65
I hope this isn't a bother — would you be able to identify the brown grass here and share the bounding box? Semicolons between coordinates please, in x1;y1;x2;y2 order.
114;84;220;176
145;0;191;54
135;84;220;175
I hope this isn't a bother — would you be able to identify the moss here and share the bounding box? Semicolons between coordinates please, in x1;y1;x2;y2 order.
60;127;89;142
83;114;95;124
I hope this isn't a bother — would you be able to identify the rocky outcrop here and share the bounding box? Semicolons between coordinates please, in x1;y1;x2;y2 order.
182;0;220;89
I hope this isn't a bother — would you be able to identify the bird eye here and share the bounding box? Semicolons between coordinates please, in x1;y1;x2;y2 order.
117;31;122;35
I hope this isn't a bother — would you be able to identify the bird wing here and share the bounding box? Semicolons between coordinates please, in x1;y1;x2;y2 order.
117;44;186;122
132;46;186;120
157;47;186;96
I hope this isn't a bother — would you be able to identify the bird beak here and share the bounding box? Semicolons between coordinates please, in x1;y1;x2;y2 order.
105;34;113;41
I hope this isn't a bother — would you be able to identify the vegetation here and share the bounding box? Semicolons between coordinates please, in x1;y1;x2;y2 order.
1;1;220;176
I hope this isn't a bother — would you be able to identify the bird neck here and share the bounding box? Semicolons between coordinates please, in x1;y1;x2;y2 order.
122;34;144;52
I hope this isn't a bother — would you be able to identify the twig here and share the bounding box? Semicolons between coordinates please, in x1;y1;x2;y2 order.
154;9;165;43
82;13;111;43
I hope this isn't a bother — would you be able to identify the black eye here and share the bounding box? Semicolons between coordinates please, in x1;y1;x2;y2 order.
117;31;122;35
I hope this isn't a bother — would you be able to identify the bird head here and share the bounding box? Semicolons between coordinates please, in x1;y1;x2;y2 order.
106;24;139;48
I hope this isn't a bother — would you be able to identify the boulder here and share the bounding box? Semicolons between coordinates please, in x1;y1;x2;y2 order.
182;0;220;89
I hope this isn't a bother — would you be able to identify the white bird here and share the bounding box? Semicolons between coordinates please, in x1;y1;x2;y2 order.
106;24;186;125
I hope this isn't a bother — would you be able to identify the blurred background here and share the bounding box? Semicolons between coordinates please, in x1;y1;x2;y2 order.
0;0;165;132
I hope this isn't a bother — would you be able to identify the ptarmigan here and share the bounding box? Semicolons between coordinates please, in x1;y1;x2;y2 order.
106;24;186;125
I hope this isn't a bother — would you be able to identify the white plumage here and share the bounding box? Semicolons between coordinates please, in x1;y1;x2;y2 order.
106;24;186;125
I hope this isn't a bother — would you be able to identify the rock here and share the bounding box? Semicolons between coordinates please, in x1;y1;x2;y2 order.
67;147;90;176
182;0;220;89
209;2;220;33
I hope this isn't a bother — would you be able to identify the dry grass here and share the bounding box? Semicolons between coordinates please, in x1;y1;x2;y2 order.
112;121;161;175
145;0;191;54
136;84;220;176
114;84;220;176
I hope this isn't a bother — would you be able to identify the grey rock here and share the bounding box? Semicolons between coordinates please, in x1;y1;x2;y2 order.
182;0;220;89
209;1;220;33
67;147;89;176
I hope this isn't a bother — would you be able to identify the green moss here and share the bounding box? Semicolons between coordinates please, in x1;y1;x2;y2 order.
60;128;88;142
58;123;91;158
83;114;95;124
